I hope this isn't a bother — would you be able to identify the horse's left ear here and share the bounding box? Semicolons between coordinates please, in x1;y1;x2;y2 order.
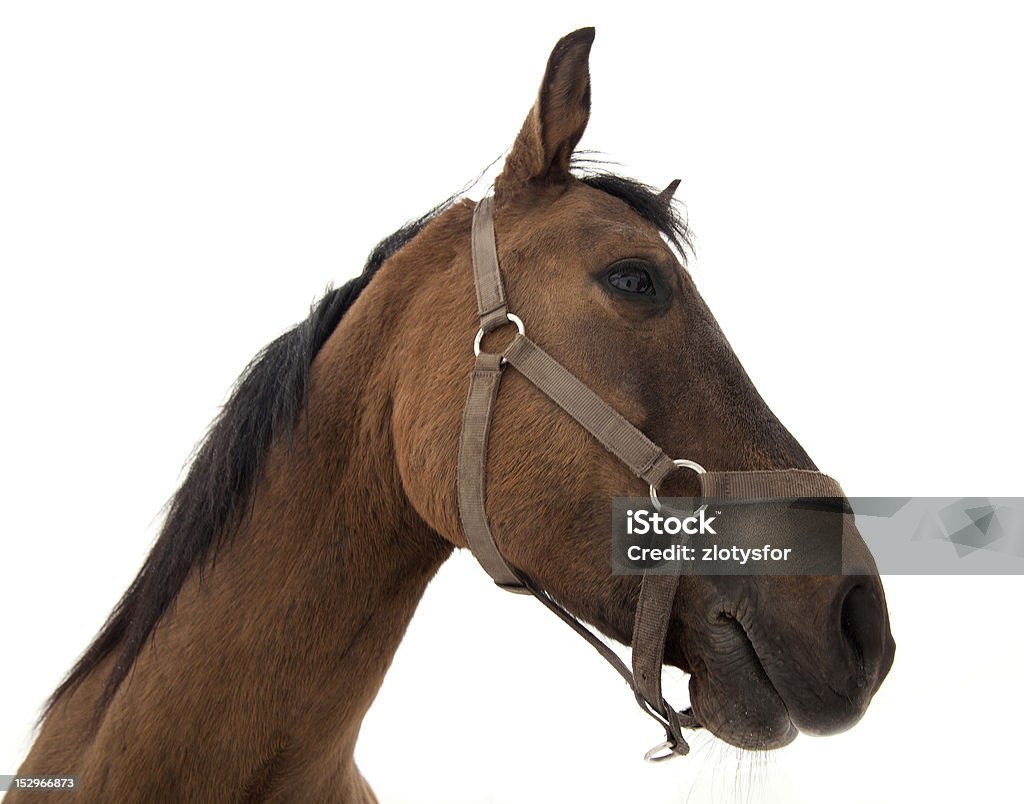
499;27;595;190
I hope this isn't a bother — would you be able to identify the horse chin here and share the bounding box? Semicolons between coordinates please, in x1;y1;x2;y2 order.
680;618;799;751
688;674;798;751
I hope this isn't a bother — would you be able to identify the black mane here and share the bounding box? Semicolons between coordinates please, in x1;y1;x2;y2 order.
45;167;690;721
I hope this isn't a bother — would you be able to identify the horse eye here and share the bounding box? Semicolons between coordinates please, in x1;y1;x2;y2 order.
607;261;656;296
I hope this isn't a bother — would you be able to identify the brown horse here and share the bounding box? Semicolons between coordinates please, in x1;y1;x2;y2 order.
12;27;894;802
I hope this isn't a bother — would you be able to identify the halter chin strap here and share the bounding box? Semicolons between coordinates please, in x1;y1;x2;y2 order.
457;194;844;760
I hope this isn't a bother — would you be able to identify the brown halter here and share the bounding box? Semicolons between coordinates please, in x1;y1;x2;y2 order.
457;195;844;760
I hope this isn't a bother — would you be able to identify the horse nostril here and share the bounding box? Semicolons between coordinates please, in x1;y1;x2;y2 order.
839;583;884;687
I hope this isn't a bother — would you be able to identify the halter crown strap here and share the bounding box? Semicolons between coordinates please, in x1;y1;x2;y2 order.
469;195;513;333
456;194;844;760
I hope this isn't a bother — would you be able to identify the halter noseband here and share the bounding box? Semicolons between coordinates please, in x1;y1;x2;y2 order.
457;194;843;760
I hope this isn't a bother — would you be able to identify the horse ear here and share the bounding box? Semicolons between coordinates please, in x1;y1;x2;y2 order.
500;27;595;189
656;179;681;206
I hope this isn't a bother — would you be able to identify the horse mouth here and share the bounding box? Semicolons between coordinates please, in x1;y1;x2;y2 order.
684;613;799;751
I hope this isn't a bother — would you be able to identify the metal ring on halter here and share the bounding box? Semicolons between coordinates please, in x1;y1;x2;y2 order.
649;458;707;512
473;313;525;361
644;739;678;763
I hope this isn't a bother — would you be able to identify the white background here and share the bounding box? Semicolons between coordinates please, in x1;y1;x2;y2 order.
2;2;1022;802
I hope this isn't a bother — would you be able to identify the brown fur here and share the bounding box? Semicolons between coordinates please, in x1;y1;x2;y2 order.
12;27;893;801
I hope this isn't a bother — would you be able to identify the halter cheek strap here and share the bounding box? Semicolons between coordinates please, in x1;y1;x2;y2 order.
457;195;844;760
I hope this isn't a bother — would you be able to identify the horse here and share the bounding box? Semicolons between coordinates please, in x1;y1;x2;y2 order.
11;27;894;802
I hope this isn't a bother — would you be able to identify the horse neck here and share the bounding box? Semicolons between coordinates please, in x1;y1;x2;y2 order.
183;290;456;784
28;272;454;801
234;303;454;751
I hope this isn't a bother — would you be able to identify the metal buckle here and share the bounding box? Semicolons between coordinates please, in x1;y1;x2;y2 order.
644;739;678;763
473;312;525;363
649;458;706;511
